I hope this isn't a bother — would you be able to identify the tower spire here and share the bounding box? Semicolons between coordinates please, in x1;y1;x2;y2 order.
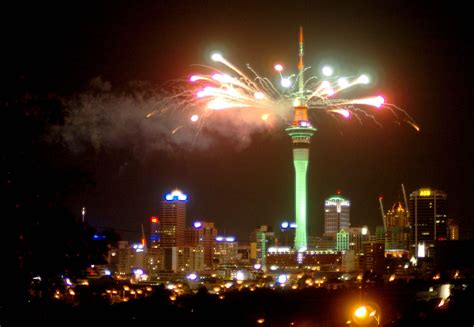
298;26;305;103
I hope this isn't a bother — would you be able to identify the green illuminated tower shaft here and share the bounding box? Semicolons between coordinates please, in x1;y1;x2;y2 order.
286;26;316;251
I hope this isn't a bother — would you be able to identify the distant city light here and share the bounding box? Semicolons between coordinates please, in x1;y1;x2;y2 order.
104;269;111;276
281;221;289;229
274;64;283;72
225;236;236;242
187;273;198;281
253;263;262;270
361;226;368;235
193;221;202;229
150;216;159;223
216;236;224;241
278;274;288;284
236;271;245;281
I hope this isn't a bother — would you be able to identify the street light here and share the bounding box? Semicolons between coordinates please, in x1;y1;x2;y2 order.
347;303;381;326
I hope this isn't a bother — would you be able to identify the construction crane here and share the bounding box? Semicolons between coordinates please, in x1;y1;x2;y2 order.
378;195;387;232
401;183;410;219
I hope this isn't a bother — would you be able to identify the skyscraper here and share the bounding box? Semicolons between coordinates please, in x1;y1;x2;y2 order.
409;188;448;257
324;193;350;238
384;202;409;256
186;221;218;268
159;189;187;248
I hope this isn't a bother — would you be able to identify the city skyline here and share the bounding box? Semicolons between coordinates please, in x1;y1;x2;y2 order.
3;1;472;243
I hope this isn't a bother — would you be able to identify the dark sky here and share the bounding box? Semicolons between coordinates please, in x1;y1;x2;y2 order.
4;1;473;242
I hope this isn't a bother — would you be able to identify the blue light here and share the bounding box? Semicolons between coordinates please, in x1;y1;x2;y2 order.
281;221;289;229
164;189;188;201
93;234;105;240
193;221;202;229
216;236;224;242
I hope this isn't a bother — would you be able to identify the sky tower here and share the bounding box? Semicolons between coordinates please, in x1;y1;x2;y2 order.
286;26;316;251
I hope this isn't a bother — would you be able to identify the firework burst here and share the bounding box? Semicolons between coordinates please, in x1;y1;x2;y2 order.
185;50;418;132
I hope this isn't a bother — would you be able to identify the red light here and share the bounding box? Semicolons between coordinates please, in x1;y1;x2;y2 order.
150;216;159;223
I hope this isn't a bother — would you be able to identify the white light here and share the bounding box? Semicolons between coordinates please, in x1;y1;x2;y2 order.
133;269;144;276
322;65;333;76
290;223;297;228
278;274;288;284
270;265;279;271
361;227;368;235
211;53;223;62
281;78;292;88
274;64;283;72
417;243;426;258
281;221;289;229
104;269;111;276
358;74;370;84
236;271;245;281
187;273;198;281
193;221;202;229
225;236;236;242
216;236;224;241
254;263;262;270
191;114;199;122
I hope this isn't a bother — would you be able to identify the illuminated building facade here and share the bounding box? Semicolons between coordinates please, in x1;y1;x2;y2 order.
324;194;350;238
384;202;409;256
251;225;275;270
213;236;238;266
348;226;369;254
447;218;459;240
277;221;297;247
409;188;448;257
186;221;218;268
336;229;350;252
158;189;187;248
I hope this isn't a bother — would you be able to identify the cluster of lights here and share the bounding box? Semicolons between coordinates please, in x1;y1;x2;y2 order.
280;221;297;229
216;236;236;242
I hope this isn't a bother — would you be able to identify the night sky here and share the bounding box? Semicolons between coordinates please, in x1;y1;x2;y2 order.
4;1;473;242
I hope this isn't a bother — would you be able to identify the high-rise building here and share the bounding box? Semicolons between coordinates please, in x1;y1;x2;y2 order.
158;189;187;248
336;229;350;252
277;221;297;247
409;188;448;257
324;193;350;238
384;202;409;256
186;221;218;268
214;235;239;267
251;225;275;270
348;226;370;254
